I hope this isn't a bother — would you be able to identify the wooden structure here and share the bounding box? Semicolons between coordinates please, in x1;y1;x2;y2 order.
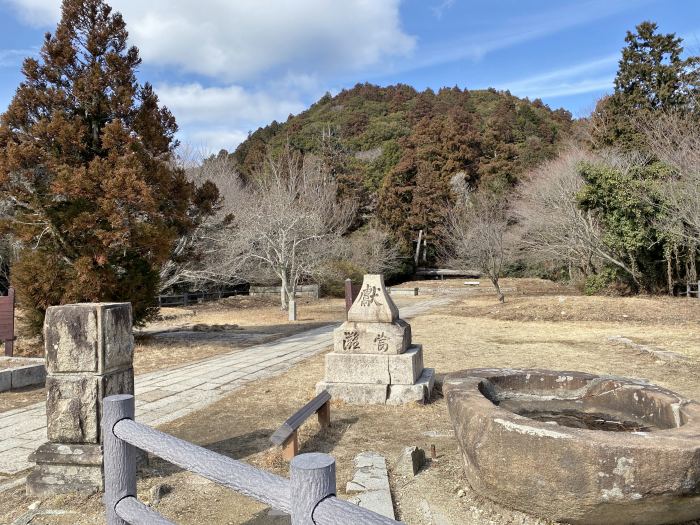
344;279;361;318
683;281;700;298
103;394;398;525
415;267;480;280
270;391;331;460
0;287;15;357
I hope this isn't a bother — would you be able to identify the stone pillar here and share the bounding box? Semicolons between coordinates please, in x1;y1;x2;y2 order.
317;274;434;405
27;303;134;497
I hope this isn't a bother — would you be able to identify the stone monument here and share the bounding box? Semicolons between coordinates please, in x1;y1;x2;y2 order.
27;303;134;496
317;274;434;404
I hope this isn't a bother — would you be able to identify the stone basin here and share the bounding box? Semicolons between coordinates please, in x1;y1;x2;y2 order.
444;368;700;525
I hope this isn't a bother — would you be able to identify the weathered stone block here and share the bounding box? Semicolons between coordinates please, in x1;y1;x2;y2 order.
45;305;98;374
101;367;134;400
11;363;46;389
46;376;99;443
396;446;426;477
26;443;103;497
388;345;423;385
101;303;133;373
386;368;435;405
347;274;399;324
0;369;10;392
333;320;411;354
316;381;388;404
324;353;389;384
45;303;132;375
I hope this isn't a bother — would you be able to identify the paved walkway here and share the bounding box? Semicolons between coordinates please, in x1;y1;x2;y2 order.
0;296;452;476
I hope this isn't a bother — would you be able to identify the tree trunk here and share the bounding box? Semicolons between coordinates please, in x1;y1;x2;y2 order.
280;272;289;310
491;275;505;303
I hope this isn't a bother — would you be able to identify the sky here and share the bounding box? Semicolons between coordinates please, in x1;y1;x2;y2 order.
0;0;698;153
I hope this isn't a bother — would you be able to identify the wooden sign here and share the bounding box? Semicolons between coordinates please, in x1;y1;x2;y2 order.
0;287;15;357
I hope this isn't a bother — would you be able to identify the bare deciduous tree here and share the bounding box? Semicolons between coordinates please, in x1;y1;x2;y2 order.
218;148;355;309
514;147;641;282
346;226;403;275
158;148;243;292
443;191;509;302
643;111;700;246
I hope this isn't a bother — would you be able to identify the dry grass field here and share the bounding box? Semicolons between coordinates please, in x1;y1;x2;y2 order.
2;278;700;524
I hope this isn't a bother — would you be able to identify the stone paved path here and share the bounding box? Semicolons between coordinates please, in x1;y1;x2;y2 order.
0;297;452;476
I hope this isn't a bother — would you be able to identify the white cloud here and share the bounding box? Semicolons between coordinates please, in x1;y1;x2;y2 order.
155;83;306;126
154;83;310;153
2;0;59;26
4;0;415;82
496;54;618;99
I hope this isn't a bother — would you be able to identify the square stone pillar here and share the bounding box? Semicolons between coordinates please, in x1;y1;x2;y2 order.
27;303;134;496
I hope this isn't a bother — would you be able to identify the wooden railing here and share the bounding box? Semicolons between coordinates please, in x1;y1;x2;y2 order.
270;391;331;460
103;394;402;525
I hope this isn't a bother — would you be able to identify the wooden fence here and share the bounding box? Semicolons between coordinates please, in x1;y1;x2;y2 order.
682;281;700;298
0;287;14;357
157;290;244;307
103;394;402;525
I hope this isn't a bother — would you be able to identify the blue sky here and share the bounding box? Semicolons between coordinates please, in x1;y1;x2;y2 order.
0;0;698;153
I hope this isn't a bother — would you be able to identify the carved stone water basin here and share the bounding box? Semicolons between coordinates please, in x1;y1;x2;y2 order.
444;368;700;525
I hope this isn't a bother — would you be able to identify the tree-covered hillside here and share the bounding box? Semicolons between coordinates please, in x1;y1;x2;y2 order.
227;84;573;251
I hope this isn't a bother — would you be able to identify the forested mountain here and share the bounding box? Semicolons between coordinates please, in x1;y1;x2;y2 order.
226;84;574;251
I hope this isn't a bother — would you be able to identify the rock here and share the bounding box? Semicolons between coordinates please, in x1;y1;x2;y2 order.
149;483;171;505
316;381;387;405
396;446;425;477
347;274;399;323
324;346;423;385
346;452;395;520
457;489;466;498
26;443;103;497
30;303;134;497
333;320;411;355
444;368;700;525
388;345;423;385
386;368;435;405
28;501;40;510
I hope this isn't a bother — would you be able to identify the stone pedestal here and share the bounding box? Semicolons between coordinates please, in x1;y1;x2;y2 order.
27;303;134;496
317;274;434;404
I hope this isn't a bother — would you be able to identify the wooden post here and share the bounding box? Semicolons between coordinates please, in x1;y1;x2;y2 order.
414;230;423;266
103;394;137;525
289;453;336;525
183;292;188;307
687;283;691;297
3;287;14;357
317;401;331;429
697;281;700;298
282;431;299;461
344;279;353;318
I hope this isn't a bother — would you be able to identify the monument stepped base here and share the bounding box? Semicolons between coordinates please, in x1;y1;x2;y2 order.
317;368;435;405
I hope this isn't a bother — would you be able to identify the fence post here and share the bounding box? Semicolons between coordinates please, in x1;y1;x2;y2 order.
344;279;353;319
289;453;335;525
103;394;137;525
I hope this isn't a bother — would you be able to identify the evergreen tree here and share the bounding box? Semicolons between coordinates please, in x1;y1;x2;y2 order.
0;0;216;332
591;21;700;149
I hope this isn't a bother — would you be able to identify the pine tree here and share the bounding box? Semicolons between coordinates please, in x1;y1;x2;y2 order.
591;21;700;149
0;0;216;332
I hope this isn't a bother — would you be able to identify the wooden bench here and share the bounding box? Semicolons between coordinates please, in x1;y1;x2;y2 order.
0;288;15;357
270;391;331;460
